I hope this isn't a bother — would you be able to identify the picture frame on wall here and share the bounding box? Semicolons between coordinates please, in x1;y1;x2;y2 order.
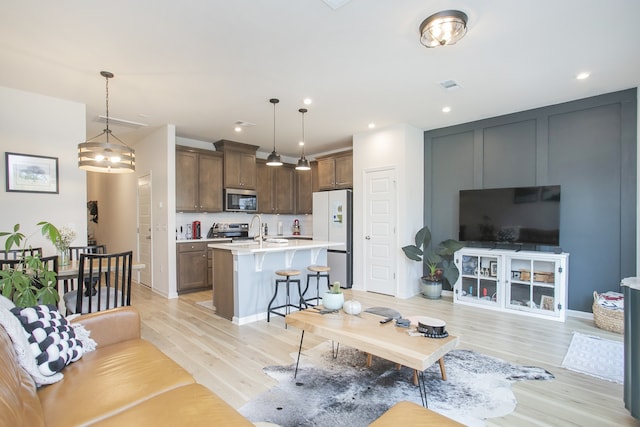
5;152;59;194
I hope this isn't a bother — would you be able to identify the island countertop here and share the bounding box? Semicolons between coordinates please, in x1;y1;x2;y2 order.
207;239;340;254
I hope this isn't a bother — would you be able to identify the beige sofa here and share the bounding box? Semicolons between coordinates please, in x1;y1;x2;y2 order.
0;306;253;427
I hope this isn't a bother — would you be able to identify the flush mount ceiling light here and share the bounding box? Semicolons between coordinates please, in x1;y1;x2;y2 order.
266;98;283;166
78;71;135;173
419;10;468;48
295;108;311;171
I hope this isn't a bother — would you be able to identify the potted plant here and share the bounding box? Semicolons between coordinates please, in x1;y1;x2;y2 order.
322;281;344;310
402;226;463;299
0;222;61;307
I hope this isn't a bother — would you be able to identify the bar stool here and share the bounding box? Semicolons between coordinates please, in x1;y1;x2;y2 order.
303;265;331;306
267;269;306;327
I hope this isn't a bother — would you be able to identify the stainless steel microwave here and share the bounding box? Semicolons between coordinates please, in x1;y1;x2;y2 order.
224;189;258;212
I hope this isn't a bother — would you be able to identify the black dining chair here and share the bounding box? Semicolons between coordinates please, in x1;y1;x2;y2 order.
62;251;132;315
0;254;58;304
0;248;43;260
62;245;107;294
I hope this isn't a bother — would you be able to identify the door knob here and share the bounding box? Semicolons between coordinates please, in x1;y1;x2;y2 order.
365;236;371;240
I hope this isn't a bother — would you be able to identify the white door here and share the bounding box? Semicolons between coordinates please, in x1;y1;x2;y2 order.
137;175;152;288
364;168;396;295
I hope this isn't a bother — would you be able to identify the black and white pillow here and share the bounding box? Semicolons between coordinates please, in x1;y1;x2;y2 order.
11;305;84;376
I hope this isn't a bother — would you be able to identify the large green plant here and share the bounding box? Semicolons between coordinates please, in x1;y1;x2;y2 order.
0;222;60;307
402;226;463;287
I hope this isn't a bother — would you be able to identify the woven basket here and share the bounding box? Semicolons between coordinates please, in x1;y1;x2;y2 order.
592;291;624;334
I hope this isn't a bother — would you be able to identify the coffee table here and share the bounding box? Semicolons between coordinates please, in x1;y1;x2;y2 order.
285;309;458;407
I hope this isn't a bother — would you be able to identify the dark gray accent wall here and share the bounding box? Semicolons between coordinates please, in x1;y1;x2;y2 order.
424;89;637;312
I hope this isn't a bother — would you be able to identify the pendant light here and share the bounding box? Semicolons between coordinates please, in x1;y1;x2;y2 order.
78;71;135;173
266;98;283;166
295;108;311;171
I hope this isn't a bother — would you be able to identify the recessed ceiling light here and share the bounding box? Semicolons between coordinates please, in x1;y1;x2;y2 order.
303;98;312;105
576;72;590;80
368;123;376;129
234;126;242;132
442;106;451;113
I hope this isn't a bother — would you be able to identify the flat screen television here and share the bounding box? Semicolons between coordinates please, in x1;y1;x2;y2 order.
458;185;561;247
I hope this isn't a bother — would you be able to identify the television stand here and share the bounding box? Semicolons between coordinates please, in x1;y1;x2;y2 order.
453;247;570;322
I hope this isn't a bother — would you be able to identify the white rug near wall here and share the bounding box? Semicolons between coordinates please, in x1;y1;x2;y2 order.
561;332;624;384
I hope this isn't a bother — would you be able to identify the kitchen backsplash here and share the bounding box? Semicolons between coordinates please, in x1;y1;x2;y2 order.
176;212;313;240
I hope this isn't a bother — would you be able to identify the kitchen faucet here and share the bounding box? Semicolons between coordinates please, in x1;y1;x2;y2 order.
249;214;263;246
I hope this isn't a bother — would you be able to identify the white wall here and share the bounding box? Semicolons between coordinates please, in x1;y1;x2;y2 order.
352;123;423;298
0;86;87;254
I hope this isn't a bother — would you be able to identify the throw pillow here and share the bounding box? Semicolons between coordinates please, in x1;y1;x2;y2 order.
11;305;85;377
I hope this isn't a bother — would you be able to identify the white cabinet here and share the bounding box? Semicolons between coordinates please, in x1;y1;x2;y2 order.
454;248;569;321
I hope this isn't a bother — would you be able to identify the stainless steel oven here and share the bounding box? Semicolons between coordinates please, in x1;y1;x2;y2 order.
224;189;258;212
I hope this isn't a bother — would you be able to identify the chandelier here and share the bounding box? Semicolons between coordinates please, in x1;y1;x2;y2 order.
78;71;135;173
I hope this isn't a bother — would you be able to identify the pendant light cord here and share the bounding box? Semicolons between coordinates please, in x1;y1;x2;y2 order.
104;74;110;141
272;101;276;152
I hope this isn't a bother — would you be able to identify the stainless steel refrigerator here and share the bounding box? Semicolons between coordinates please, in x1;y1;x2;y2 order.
312;189;353;288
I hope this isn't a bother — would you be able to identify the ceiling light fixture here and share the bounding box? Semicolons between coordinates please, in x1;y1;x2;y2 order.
419;10;468;48
442;106;451;113
266;98;282;166
78;71;135;173
577;72;590;80
296;108;311;171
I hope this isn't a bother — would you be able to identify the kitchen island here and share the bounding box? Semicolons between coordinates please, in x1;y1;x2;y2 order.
207;239;339;324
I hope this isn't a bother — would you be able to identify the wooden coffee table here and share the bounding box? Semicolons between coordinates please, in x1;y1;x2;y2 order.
285;309;458;407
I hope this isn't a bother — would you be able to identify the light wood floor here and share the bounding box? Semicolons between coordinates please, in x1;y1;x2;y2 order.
130;282;638;427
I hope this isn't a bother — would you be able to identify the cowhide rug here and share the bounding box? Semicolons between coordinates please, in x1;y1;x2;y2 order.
239;341;554;427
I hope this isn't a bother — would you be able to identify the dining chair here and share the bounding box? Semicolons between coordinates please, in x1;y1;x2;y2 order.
62;251;132;315
62;245;107;294
0;254;58;304
0;248;43;260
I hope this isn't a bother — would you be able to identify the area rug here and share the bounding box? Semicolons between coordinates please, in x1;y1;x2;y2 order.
239;341;554;427
561;332;624;384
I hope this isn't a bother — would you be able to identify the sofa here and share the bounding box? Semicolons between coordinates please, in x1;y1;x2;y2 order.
0;306;254;427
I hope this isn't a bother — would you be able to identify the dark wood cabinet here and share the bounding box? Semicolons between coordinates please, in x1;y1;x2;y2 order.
176;242;212;294
317;150;353;190
214;140;258;189
176;147;223;212
212;249;234;320
256;160;294;214
295;165;313;214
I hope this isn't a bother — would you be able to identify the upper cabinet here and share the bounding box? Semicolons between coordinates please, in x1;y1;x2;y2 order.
176;146;223;212
256;160;295;214
295;164;314;214
317;150;353;190
214;140;258;189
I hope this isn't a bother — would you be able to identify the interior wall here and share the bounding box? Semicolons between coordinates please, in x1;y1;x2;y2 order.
0;86;87;254
424;88;637;313
353;123;423;298
87;125;176;297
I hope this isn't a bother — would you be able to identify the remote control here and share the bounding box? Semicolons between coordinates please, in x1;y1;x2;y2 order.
380;317;393;324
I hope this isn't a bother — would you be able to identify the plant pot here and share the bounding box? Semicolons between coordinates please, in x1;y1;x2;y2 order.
421;278;442;299
322;292;344;310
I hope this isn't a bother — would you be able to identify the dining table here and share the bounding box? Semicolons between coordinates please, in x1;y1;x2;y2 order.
57;259;146;280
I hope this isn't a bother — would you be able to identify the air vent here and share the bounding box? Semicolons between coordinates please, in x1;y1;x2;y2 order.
439;80;461;91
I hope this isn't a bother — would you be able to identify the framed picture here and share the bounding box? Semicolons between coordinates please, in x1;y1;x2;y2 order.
490;261;497;277
540;295;554;311
5;152;59;194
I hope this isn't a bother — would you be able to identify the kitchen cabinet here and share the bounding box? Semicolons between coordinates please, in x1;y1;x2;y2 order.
214;140;258;189
256;160;295;214
212;248;234;320
176;147;223;212
317;150;352;190
176;241;212;294
295;164;314;214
